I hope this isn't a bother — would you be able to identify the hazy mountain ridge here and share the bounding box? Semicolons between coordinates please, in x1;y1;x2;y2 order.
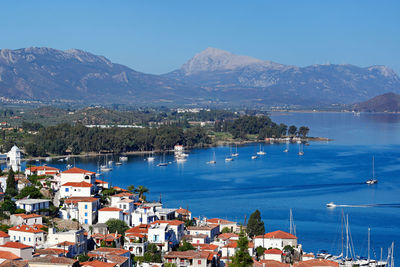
166;48;400;105
1;47;399;106
354;92;400;112
0;47;205;104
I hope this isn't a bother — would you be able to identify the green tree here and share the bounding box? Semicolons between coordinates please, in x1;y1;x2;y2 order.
105;219;129;235
298;126;310;137
246;210;265;237
135;185;149;200
5;169;17;197
288;125;297;136
177;240;195;251
1;199;16;214
16;186;44;199
229;231;253;267
76;254;90;262
127;185;135;193
256;246;267;260
221;227;232;233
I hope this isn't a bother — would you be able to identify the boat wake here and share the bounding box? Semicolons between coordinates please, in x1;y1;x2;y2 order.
328;203;400;208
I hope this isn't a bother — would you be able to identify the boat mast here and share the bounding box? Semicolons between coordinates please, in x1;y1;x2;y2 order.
346;214;349;259
372;156;375;179
290;209;293;235
368;227;370;262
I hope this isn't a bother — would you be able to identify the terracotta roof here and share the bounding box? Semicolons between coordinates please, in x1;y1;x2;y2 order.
151;220;184;226
61;167;96;175
112;192;133;197
13;213;42;219
217;233;239;240
82;260;116;267
255;230;297;240
27;166;59;172
8;225;44;233
187;225;218;231
99;207;123;212
164;250;211;260
62;181;93;187
88;247;129;256
104;233;122;242
0;251;21;260
265;249;283;255
293;259;339;267
176;208;191;214
57;241;75;246
95;179;109;184
194;244;219;251
125;232;145;239
125;224;150;234
29;255;78;264
207;218;236;224
36;248;65;255
112;186;127;192
0;260;28;267
256;260;290;267
106;255;129;265
223;241;237;248
302;253;314;258
0;231;10;238
0;242;32;249
65;197;99;204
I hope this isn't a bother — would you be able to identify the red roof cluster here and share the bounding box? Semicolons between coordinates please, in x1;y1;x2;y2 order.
62;181;93;187
8;224;44;233
151;220;184;226
61;167;96;175
255;230;297;240
13;213;42;219
65;197;99;204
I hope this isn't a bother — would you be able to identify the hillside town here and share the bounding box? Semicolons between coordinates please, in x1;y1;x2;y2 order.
0;146;341;267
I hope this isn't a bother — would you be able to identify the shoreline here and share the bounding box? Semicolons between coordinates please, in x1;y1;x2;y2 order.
23;136;331;162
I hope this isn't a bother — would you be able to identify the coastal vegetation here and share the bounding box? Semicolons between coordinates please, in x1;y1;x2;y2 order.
246;210;265;237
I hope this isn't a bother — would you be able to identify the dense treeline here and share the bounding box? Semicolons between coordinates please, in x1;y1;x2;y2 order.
24;123;211;156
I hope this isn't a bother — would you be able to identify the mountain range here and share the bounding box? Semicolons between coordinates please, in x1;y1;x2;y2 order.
1;47;399;107
354;92;400;112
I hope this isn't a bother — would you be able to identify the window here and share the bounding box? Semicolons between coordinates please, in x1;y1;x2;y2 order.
84;219;88;224
29;237;31;242
84;204;88;209
198;260;202;265
24;237;25;241
85;212;88;217
65;188;69;192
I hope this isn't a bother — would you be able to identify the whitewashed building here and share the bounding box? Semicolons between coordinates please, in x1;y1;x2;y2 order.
254;230;297;250
15;199;51;213
10;213;42;226
7;146;21;172
8;225;45;248
60;181;93;198
60;197;100;225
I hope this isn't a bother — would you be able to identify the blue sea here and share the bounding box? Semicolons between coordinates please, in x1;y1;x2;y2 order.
30;112;400;261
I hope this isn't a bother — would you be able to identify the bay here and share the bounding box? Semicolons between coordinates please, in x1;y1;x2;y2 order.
30;112;400;261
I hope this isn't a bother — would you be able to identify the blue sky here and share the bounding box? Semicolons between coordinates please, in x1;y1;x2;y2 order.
1;0;399;74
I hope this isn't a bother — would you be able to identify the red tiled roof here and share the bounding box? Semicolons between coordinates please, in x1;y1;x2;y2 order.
61;167;96;174
0;251;21;260
255;230;297;240
151;220;184;226
293;259;339;267
95;179;109;184
112;192;133;197
62;181;93;187
64;197;99;204
125;224;150;234
29;255;78;264
164;251;211;260
217;233;239;240
0;260;28;267
187;225;218;231
265;249;283;255
112;186;127;192
88;247;129;256
27;166;59;172
36;248;66;255
0;231;10;238
207;218;236;224
176;208;191;214
13;213;42;219
99;207;123;212
82;260;116;267
256;260;290;267
194;244;219;251
8;225;44;233
0;242;32;249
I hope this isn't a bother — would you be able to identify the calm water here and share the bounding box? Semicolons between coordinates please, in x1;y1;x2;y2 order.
31;112;400;261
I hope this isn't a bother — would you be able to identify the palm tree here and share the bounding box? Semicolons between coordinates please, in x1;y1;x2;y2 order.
135;185;149;200
127;185;135;193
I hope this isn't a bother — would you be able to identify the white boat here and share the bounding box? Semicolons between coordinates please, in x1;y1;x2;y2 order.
251;155;258;159
298;143;304;156
108;160;113;165
207;152;216;164
115;162;122;166
45;157;51;162
176;157;187;163
231;144;239;157
147;156;155;161
284;141;289;153
366;156;378;184
119;156;128;161
225;156;234;162
100;165;112;172
256;144;266;155
326;202;336;208
157;162;168;167
66;164;72;169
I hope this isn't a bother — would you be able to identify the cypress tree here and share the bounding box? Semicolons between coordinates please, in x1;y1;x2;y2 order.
5;169;17;197
246;209;265;237
229;231;253;267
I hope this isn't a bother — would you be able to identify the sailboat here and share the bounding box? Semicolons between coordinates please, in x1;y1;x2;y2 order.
298;143;304;156
256;144;266;155
157;153;168;166
100;154;112;172
366;156;378;184
147;151;155;161
283;140;289;153
207;152;216;164
231;144;239;157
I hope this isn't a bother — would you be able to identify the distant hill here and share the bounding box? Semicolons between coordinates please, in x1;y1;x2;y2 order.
1;47;400;107
166;48;400;105
353;92;400;112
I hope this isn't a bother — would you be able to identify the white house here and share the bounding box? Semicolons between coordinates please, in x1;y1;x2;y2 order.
0;176;6;193
0;242;33;260
8;225;45;248
7;146;21;172
15;199;51;213
60;181;93;198
151;220;185;241
131;206;157;226
263;248;284;262
10;213;42;226
110;192;138;208
46;228;87;257
187;225;220;240
59;167;96;186
98;207;124;224
164;250;212;267
0;231;10;245
147;223;177;252
61;197;100;225
25;166;60;177
207;218;238;233
254;230;297;250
